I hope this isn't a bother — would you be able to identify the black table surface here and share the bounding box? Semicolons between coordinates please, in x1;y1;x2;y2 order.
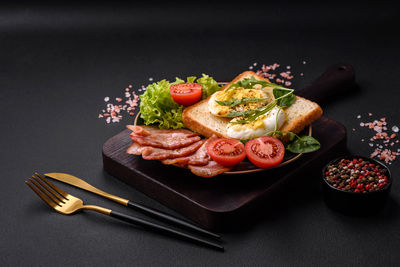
1;2;399;266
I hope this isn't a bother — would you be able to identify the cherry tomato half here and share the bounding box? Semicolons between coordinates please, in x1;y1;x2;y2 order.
207;138;246;167
170;83;202;106
245;136;285;169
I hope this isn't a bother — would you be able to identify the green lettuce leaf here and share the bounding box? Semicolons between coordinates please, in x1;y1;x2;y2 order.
197;74;221;99
187;76;197;83
139;74;220;129
139;79;184;129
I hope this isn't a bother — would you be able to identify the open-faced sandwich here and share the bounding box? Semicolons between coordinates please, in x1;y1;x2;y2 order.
126;71;322;178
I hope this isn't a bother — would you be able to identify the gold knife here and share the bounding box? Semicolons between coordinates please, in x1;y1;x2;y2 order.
45;172;220;239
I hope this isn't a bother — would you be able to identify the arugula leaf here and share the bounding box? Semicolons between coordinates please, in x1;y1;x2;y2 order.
266;82;293;90
286;136;320;153
227;76;271;90
227;76;293;91
243;101;277;122
215;97;269;108
225;98;241;107
273;88;296;107
221;76;296;124
227;102;277;124
226;76;296;108
215;99;235;106
238;76;266;88
227;100;277;119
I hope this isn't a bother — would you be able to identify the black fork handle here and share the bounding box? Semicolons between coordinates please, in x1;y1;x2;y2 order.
127;201;221;239
109;210;224;252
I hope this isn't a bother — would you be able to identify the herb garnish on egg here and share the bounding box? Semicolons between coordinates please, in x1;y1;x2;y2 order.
215;97;269;108
208;87;269;117
226;85;294;124
217;76;321;153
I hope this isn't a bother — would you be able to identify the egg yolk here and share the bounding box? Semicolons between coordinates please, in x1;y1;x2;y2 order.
216;88;262;102
215;88;268;113
232;115;266;130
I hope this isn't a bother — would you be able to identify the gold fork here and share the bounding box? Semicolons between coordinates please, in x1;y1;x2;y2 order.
25;173;224;251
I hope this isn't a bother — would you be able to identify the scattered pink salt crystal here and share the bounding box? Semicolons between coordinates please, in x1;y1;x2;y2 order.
99;82;139;123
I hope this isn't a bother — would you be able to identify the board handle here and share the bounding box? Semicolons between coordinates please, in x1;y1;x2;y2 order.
296;63;355;103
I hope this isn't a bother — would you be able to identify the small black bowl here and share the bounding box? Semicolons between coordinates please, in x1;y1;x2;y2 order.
322;155;392;215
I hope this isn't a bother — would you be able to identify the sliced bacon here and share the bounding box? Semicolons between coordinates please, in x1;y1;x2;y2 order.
126;142;146;155
127;125;199;137
127;125;201;149
125;126;231;177
162;157;190;167
161;135;218;167
130;134;201;149
170;161;188;168
127;125;151;136
141;140;205;160
188;161;232;178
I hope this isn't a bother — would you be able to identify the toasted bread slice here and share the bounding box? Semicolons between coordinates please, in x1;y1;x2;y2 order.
182;71;323;139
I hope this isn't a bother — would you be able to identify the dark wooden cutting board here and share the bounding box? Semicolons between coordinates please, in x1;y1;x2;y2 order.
103;64;355;229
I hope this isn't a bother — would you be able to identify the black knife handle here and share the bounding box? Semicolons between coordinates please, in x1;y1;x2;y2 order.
109;210;224;251
127;201;221;239
296;63;356;103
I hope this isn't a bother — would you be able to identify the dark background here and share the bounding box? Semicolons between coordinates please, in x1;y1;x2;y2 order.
1;2;399;266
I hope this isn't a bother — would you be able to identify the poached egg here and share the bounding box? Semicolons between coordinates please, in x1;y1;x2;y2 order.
208;88;268;117
226;106;286;140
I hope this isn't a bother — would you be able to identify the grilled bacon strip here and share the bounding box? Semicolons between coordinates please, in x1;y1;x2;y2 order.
188;161;232;178
127;125;201;149
161;135;218;167
126;126;231;177
127;140;205;160
126;142;146;155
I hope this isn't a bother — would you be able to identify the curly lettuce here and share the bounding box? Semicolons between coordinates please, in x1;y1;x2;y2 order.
139;74;220;129
197;74;221;99
140;79;184;129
